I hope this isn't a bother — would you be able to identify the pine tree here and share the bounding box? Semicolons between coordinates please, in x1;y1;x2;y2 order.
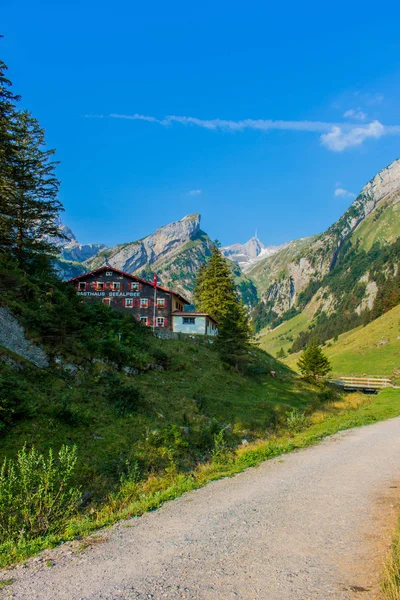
194;244;238;322
297;340;331;381
214;301;252;370
195;244;252;369
276;347;286;359
4;110;63;271
0;57;20;253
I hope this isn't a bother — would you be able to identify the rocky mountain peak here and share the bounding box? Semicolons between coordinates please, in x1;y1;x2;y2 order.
361;157;400;203
222;236;288;271
86;213;203;274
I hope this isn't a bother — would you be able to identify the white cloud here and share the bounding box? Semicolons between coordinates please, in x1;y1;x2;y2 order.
343;108;367;121
188;189;202;196
85;113;400;152
320;121;385;151
109;113;330;132
334;187;356;199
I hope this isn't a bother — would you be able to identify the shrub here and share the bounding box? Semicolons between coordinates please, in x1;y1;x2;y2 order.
285;408;309;433
212;429;234;465
0;445;80;544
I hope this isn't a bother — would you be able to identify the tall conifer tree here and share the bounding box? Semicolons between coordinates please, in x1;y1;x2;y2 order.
4;110;63;270
194;244;238;322
0;57;20;252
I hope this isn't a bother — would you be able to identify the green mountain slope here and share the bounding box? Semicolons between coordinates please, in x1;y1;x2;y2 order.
283;304;400;383
253;158;400;349
351;191;400;252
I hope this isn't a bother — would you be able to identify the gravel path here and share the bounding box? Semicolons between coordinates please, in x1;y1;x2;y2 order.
2;418;400;600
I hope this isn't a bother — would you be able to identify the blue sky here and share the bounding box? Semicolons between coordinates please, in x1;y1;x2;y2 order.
2;0;400;247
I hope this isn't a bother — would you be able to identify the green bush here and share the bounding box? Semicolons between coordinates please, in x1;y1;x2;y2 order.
285;409;309;433
0;445;80;544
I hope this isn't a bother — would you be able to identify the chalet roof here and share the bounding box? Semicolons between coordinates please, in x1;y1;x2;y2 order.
172;311;218;324
65;265;190;304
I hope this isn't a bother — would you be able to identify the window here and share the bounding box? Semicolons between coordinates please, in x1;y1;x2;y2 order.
140;298;149;308
103;298;111;305
106;271;113;276
78;282;86;291
183;317;195;325
140;316;148;325
111;282;121;291
157;298;165;308
131;282;139;291
176;302;183;311
125;298;133;308
156;317;165;327
96;282;105;290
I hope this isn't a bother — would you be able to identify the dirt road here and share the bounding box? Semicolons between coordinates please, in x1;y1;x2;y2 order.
2;418;400;600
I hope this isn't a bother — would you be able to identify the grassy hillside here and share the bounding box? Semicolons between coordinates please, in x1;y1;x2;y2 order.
0;337;321;500
352;192;400;252
257;312;309;357
283;304;400;383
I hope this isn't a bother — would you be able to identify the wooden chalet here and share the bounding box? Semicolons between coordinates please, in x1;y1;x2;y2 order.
66;265;190;330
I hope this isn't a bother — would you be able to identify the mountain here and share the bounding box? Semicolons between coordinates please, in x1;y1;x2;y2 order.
222;237;286;271
255;157;400;350
54;217;108;263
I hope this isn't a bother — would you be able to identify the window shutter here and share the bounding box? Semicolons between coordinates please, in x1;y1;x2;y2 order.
147;299;151;308
85;282;88;291
122;298;126;308
164;318;168;328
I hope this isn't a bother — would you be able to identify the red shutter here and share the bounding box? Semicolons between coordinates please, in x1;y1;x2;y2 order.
85;282;88;291
122;298;126;308
164;318;168;328
147;299;151;308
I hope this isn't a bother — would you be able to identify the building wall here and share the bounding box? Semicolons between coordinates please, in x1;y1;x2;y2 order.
171;295;185;312
72;271;171;329
172;315;218;335
205;317;218;336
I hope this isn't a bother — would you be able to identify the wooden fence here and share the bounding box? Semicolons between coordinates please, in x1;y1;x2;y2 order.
330;377;393;391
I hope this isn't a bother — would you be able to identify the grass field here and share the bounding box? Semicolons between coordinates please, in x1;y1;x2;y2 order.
283;305;400;383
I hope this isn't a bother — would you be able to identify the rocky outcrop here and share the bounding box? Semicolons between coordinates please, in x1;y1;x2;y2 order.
0;308;49;368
